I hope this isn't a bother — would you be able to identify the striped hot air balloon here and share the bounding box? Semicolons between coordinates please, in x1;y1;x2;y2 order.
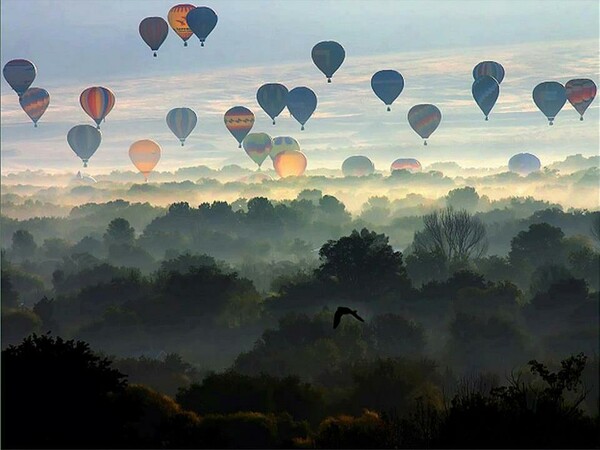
224;106;255;148
472;75;500;120
19;87;50;127
166;107;197;146
79;86;115;129
407;104;442;145
390;158;422;173
473;61;505;84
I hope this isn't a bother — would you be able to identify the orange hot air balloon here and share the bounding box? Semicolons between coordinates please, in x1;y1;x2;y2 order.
168;4;195;46
129;139;161;181
80;86;115;128
273;150;307;178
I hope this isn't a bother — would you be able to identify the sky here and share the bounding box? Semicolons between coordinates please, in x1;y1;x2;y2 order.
1;0;599;174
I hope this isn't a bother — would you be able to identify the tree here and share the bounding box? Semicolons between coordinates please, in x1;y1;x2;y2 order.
368;314;426;357
11;229;37;259
509;223;565;269
0;270;20;308
591;214;600;244
413;208;487;263
446;186;480;212
104;218;135;247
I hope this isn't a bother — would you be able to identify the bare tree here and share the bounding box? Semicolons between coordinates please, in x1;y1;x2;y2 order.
413;207;488;262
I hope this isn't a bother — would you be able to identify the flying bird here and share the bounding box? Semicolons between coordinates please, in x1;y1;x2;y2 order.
333;306;365;329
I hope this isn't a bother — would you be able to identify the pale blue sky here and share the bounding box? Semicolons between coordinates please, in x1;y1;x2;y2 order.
1;0;598;173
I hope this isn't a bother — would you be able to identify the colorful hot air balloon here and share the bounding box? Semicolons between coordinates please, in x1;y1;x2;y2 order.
270;136;300;160
390;158;422;173
19;87;49;127
168;4;195;46
407;104;441;145
166;107;197;146
565;79;597;121
224;106;255;148
371;70;404;111
286;87;317;131
139;17;169;57
273;150;307;178
472;75;500;120
3;59;36;97
311;41;345;83
242;132;272;169
473;61;505;84
257;83;288;124
80;86;115;129
342;156;375;177
67;125;102;167
186;6;217;47
532;82;567;125
129;139;161;181
508;153;541;176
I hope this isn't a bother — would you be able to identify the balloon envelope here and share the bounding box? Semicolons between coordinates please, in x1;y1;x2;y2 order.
80;86;115;128
224;106;255;147
533;82;567;125
508;153;541;176
186;7;217;46
407;104;441;144
472;75;500;120
273;150;307;177
67;125;102;167
166;107;197;145
342;156;375;177
311;41;345;82
129;140;161;180
286;87;317;130
3;59;36;97
257;83;288;124
139;17;169;56
168;4;195;45
473;61;505;84
565;79;597;120
19;87;49;126
243;132;273;168
391;158;422;173
270;136;300;160
371;70;404;110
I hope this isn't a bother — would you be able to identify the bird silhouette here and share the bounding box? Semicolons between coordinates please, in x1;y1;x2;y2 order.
333;306;364;329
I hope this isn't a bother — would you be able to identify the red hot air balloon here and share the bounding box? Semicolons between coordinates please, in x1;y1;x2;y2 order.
80;86;115;129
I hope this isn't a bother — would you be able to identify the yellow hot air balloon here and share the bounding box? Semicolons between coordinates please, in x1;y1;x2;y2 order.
129;139;161;181
273;150;307;178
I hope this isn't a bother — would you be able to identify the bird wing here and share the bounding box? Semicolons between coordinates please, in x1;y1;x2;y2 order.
333;308;343;329
351;311;365;322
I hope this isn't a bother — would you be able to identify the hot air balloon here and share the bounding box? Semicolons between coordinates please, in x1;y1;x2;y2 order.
508;153;541;176
407;104;441;145
390;158;422;173
186;6;217;47
472;75;500;120
224;106;255;148
311;41;345;83
139;17;169;57
3;59;36;97
129;139;161;181
168;4;195;46
243;133;272;169
371;70;404;111
273;150;307;178
565;79;597;121
270;136;300;160
166;107;197;146
19;87;49;127
473;61;505;84
342;156;375;177
532;82;567;125
257;83;288;124
286;87;317;131
67;125;102;167
80;86;115;129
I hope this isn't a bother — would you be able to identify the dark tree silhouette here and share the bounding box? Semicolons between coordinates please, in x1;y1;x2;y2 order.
509;222;565;269
104;217;135;247
12;229;37;259
446;186;480;212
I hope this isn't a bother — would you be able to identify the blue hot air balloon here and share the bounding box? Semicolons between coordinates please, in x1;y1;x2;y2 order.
3;59;36;97
472;75;500;120
166;107;197;146
371;70;404;111
139;17;169;57
286;87;317;131
186;7;218;47
311;41;345;83
473;61;505;84
67;125;102;167
257;83;288;125
533;82;567;125
508;153;541;176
